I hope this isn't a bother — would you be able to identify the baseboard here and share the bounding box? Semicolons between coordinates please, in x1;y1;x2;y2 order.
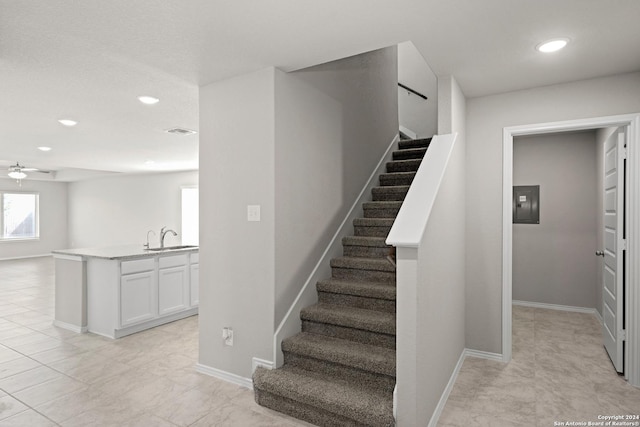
427;349;466;427
0;253;53;261
252;357;274;374
53;320;88;334
196;363;253;389
513;299;600;317
464;348;503;362
593;309;603;325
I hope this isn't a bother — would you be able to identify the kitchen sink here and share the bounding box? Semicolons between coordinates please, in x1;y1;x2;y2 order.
145;245;198;251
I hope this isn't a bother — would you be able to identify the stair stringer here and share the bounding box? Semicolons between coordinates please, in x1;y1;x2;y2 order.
272;134;399;368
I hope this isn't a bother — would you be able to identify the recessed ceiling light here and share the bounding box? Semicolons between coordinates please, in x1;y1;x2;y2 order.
144;160;155;165
58;119;77;127
536;38;569;53
138;96;160;105
38;146;52;152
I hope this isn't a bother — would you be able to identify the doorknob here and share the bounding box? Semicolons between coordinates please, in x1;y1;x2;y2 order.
595;250;605;257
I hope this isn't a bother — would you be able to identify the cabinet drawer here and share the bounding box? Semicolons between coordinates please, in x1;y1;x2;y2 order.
190;253;199;264
159;254;188;269
121;258;155;275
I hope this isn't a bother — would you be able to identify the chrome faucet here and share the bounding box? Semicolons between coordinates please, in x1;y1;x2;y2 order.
144;230;156;249
160;226;178;249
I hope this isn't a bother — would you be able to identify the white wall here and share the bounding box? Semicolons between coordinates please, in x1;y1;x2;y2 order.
67;171;198;248
396;76;466;425
0;178;68;259
398;41;438;138
199;67;276;379
273;46;399;326
466;71;640;353
513;131;598;308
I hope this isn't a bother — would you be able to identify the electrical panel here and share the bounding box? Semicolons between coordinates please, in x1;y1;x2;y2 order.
513;185;540;224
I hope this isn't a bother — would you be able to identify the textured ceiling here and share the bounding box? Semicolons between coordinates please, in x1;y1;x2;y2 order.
1;0;639;181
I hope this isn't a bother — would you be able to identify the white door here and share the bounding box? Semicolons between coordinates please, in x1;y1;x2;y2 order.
602;127;626;373
121;271;156;327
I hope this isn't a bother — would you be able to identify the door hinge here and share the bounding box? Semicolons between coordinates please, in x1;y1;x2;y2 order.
622;239;627;250
620;329;627;341
622;146;628;159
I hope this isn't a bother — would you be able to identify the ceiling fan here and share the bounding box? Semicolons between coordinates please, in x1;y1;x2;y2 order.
7;162;52;184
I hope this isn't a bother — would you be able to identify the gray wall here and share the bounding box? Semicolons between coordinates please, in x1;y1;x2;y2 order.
273;46;398;327
68;171;198;248
513;131;597;309
199;48;399;379
0;178;68;259
199;67;277;379
397;41;437;138
466;71;640;353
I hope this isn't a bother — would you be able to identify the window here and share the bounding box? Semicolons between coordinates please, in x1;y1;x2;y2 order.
1;192;39;240
181;187;198;246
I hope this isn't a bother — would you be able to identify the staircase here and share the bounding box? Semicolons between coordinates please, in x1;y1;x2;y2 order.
253;137;431;426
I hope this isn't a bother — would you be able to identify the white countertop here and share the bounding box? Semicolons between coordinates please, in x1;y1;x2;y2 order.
52;244;199;260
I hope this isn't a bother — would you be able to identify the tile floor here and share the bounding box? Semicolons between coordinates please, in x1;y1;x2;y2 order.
0;256;309;426
2;257;640;426
438;304;640;426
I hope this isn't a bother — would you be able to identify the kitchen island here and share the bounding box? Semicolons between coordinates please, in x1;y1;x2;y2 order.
52;244;199;338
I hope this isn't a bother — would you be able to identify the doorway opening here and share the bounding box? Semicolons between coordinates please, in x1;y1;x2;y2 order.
502;113;640;387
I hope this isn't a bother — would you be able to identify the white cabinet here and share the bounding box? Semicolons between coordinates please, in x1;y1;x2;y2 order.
120;271;156;326
158;266;188;315
158;254;189;315
62;248;199;339
120;258;157;327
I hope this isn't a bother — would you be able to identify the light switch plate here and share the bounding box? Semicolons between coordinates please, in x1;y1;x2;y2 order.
247;205;261;222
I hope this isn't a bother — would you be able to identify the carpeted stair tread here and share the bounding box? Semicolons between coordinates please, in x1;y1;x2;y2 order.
362;201;403;219
282;332;395;376
342;236;389;248
317;279;396;301
353;218;395;227
253;366;394;427
392;147;427;160
301;303;395;335
379;171;416;186
371;185;410;201
398;137;432;150
386;159;422;173
330;256;396;272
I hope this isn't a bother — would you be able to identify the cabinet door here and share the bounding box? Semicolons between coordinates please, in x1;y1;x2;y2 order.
121;271;156;327
190;263;199;307
158;266;188;315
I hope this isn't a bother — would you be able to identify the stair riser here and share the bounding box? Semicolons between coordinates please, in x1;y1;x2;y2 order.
342;244;391;258
332;267;395;283
283;353;396;393
363;207;400;218
379;173;415;186
318;291;395;313
302;321;395;349
353;225;392;237
386;160;421;173
371;188;408;202
255;390;375;427
392;149;426;161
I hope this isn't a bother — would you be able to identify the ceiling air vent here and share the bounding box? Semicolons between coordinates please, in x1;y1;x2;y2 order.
165;127;197;136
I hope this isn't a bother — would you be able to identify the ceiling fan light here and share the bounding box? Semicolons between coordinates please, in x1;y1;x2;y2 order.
8;171;27;180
